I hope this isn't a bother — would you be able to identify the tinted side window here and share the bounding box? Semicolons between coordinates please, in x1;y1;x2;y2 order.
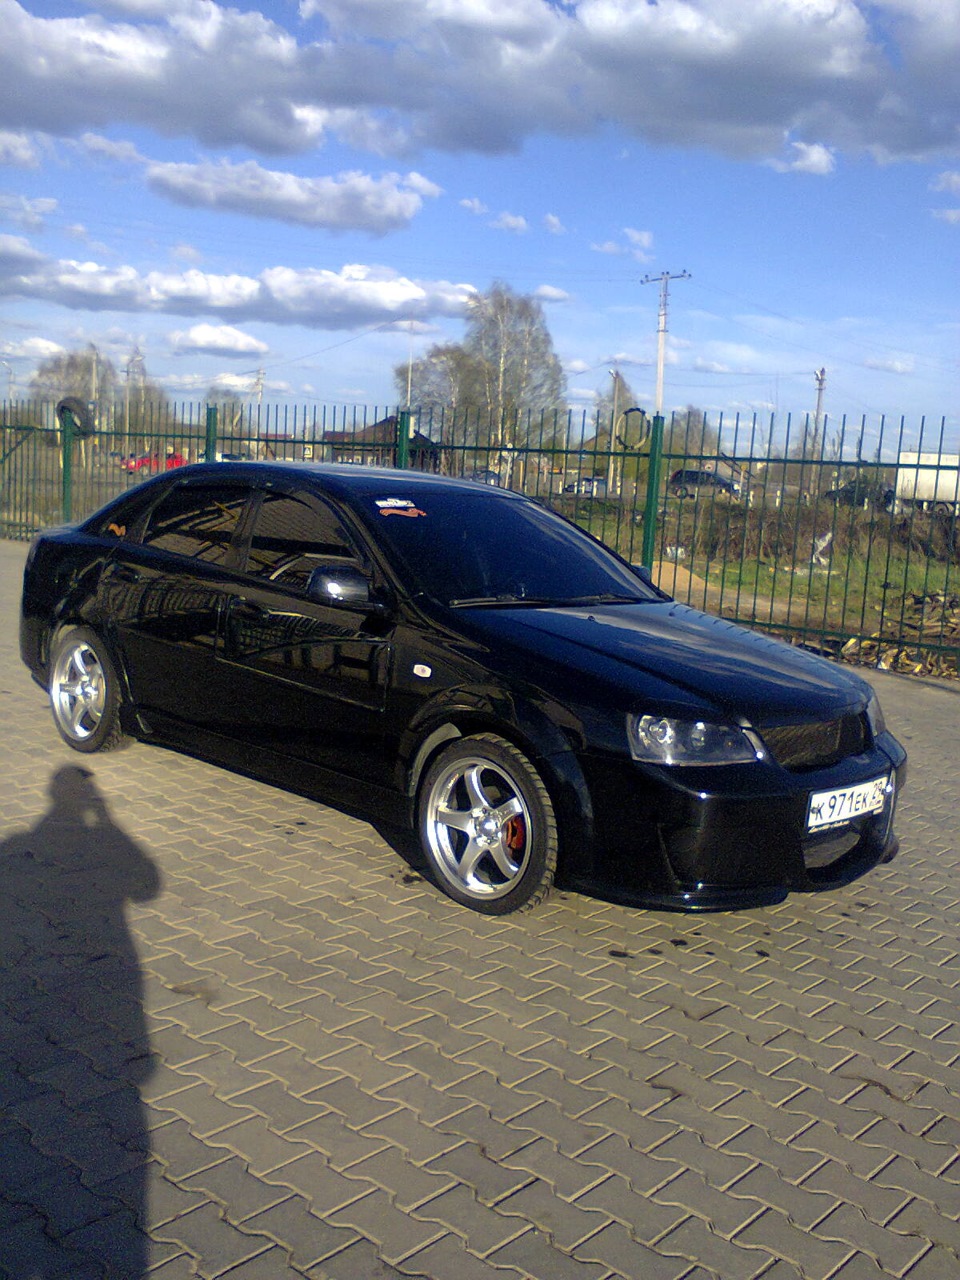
141;484;248;564
85;489;158;540
245;491;359;589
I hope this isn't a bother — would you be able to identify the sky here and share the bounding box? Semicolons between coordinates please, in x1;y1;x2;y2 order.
1;0;958;447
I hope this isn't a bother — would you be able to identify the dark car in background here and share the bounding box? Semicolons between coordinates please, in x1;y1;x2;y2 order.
21;463;904;915
563;476;608;498
669;468;742;499
822;477;895;512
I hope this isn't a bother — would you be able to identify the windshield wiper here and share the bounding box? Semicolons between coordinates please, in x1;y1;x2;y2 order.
449;593;540;607
558;593;646;606
449;592;646;608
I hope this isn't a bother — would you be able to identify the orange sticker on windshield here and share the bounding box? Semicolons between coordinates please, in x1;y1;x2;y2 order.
376;498;427;518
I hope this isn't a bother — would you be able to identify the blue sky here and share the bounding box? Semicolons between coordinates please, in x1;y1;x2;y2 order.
1;0;958;444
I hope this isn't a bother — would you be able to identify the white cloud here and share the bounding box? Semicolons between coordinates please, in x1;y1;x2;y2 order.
4;0;955;164
78;133;144;164
624;227;654;260
145;158;442;233
489;211;528;233
590;229;653;260
0;233;46;271
544;213;565;234
864;354;916;374
208;372;259;394
768;141;837;175
170;242;203;264
169;323;269;357
1;335;65;360
460;197;489;215
0;130;39;167
534;284;569;302
931;171;960;221
567;385;597;404
0;239;477;329
0;196;58;230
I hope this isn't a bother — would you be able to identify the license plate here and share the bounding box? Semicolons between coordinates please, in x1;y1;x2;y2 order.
807;776;889;832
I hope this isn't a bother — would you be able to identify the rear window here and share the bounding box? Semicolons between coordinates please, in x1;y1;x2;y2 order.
140;483;249;564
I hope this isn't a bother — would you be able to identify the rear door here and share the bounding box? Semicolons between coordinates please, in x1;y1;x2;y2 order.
100;477;252;727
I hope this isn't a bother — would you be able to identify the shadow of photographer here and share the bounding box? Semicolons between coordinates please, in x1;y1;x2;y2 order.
0;765;162;1278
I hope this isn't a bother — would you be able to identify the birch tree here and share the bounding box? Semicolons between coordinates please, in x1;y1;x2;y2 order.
396;281;567;450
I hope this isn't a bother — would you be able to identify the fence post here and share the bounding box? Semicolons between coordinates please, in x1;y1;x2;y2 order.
640;414;664;568
204;405;218;461
60;407;75;523
396;409;411;469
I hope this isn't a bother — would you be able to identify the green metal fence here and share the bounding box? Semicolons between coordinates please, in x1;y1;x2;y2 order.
2;399;957;676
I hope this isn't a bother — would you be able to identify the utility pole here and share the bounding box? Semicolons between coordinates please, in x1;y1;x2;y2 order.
813;366;826;452
638;270;689;570
641;270;690;415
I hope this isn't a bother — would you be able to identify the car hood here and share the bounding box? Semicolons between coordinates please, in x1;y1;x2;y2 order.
459;600;867;724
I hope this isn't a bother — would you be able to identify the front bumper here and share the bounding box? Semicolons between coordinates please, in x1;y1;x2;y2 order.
573;735;907;911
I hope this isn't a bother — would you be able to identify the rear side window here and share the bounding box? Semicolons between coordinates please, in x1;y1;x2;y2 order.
244;490;360;589
140;483;249;564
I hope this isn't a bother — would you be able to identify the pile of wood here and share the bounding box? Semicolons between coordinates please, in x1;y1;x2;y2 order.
841;592;960;678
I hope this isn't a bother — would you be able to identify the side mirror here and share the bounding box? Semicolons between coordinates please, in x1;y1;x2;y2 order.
307;563;383;611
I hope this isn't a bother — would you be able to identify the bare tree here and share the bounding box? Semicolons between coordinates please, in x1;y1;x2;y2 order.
396;282;567;453
30;345;119;424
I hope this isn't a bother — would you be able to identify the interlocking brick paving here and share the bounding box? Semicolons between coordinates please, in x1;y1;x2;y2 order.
2;538;958;1280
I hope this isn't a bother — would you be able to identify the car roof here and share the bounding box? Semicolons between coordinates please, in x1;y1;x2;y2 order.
139;460;532;504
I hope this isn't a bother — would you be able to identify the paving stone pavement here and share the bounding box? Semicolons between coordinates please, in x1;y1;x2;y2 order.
1;535;959;1280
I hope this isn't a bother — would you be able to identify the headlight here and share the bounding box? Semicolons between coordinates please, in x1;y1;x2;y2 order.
865;689;887;739
627;714;765;766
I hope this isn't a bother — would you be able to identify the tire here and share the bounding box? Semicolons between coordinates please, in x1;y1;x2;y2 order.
55;396;96;438
49;627;128;753
418;733;558;914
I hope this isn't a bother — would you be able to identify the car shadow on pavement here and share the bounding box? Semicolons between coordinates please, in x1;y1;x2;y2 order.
0;765;162;1279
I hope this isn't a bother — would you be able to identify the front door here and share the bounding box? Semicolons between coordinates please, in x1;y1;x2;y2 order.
218;487;393;780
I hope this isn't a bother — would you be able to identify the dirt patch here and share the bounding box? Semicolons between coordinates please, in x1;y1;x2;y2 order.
652;559;801;627
651;560;720;609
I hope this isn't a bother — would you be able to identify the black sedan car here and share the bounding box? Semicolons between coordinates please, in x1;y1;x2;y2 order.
20;462;905;915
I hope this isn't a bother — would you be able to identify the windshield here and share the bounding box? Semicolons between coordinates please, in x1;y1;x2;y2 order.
350;485;656;607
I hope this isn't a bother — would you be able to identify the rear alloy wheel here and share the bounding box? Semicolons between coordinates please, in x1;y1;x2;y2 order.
49;627;128;753
418;733;558;914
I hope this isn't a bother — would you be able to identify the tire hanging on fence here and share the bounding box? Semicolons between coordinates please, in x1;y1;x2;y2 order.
56;397;96;438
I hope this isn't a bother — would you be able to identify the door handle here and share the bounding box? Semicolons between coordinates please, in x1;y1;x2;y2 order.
229;599;271;621
104;563;141;583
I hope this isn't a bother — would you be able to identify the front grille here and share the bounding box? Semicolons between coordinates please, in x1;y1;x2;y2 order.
761;714;868;771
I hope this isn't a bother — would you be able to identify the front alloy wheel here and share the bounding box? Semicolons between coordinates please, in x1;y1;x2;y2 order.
418;733;557;914
49;627;127;753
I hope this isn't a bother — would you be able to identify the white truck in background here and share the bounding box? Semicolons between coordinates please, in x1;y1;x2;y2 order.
895;451;960;515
